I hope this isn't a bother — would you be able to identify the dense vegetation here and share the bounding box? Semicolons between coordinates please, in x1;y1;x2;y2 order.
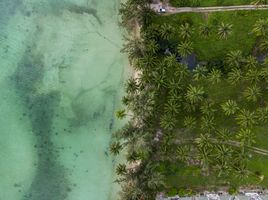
112;0;268;199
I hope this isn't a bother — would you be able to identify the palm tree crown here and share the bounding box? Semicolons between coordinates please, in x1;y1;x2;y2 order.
193;65;208;81
236;128;256;146
227;68;243;85
160;113;176;130
179;23;192;40
245;55;258;69
236;109;257;128
243;85;262;102
208;69;222;84
200;115;216;132
185;85;205;104
245;68;261;83
177;41;193;57
218;22;233;39
199;23;212;38
116;109;127;119
221;100;239;116
184;116;197;129
226;50;244;68
252;18;268;37
110;142;123;155
145;39;159;55
160;23;174;40
116;163;127;176
164;98;180;114
260;39;268;52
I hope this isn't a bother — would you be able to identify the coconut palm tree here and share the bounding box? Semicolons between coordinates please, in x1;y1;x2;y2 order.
236;128;256;146
167;79;182;96
200;115;216;132
153;70;166;90
160;113;176;129
199;23;212;38
260;38;268;52
116;109;127;119
164;98;180;114
208;69;222;84
177;146;190;162
233;165;250;180
193;65;208;81
177;41;193;57
110;141;123;155
196;133;213;150
214;145;233;167
214;145;234;176
185;85;205;104
147;172;165;190
145;39;159;55
141;6;156;27
144;24;161;40
256;107;268;124
183;116;197;129
126;151;140;163
160;23;174;40
179;23;192;40
164;54;178;68
160;132;174;156
175;63;190;82
126;78;139;94
122;37;144;62
221;100;239;116
119;1;141;29
226;50;244;68
244;55;258;69
183;101;197;113
116;163;127;176
245;68;261;83
227;68;243;85
200;100;216;116
217;128;231;141
140;54;158;69
243;85;262;102
197;147;213;173
235;109;257;128
214;161;231;177
122;96;130;106
263;57;268;67
120;183;143;200
252;18;268;37
261;65;268;82
232;149;249;167
218;22;233;39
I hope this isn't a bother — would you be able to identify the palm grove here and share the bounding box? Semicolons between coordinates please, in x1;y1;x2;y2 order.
111;0;268;199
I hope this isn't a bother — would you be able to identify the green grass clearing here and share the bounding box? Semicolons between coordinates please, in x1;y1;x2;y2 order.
153;10;268;62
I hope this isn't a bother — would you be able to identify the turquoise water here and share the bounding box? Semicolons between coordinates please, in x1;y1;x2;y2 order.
0;0;128;199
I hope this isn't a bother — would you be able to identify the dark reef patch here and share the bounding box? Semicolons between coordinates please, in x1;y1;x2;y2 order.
11;52;71;200
67;4;102;25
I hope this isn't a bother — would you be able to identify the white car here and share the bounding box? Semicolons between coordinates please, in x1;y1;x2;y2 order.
159;8;166;13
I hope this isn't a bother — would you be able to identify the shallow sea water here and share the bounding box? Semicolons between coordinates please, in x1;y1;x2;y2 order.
0;0;128;199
